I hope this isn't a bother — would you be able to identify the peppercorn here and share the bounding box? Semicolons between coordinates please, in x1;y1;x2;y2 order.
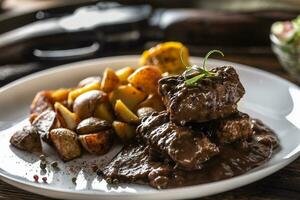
51;161;58;168
39;154;46;161
72;177;77;184
96;169;103;176
42;177;47;183
33;175;39;182
112;178;119;185
40;162;46;170
106;177;112;184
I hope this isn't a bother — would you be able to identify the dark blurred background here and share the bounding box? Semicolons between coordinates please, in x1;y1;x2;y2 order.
0;0;299;86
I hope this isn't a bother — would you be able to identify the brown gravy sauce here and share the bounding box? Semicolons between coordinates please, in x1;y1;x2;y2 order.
103;119;279;189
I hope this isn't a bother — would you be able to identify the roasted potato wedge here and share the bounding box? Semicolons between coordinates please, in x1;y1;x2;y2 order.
30;91;53;115
127;65;162;94
139;41;190;74
94;103;115;123
10;125;42;153
50;88;71;103
49;128;81;161
54;102;79;130
32;110;60;143
115;67;134;84
137;94;165;112
109;85;147;110
76;117;111;135
67;82;101;106
112;121;136;142
78;130;113;155
73;90;107;120
114;100;139;124
101;68;120;93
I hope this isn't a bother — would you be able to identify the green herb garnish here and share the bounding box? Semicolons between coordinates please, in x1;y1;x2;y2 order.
182;49;224;86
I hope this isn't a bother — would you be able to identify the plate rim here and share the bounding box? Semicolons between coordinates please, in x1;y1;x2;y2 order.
0;55;300;199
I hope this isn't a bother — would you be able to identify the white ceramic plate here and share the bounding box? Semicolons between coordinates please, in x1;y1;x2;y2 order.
0;56;300;200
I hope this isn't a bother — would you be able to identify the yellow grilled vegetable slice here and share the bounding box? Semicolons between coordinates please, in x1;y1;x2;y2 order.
139;41;190;74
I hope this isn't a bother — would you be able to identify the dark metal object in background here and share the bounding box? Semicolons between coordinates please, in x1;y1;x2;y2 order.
0;2;297;65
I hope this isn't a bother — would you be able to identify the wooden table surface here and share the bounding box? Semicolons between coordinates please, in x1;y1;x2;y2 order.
0;51;299;200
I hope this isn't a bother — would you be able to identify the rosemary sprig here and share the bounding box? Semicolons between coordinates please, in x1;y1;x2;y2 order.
182;49;224;86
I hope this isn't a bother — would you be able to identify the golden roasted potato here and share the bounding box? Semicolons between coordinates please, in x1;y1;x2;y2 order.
78;130;113;155
101;68;119;93
127;65;162;94
94;102;115;123
50;88;71;103
139;41;190;74
30;91;53;115
67;82;101;106
10;125;42;153
32;110;60;143
109;85;147;110
54;102;79;130
49;128;81;161
112;121;136;142
137;94;165;112
76;117;111;135
115;67;134;84
73;90;107;119
114;100;139;124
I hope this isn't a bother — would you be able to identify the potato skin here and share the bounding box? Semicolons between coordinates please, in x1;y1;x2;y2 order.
30;91;53;115
68;82;101;106
78;76;101;87
127;65;162;94
101;68;120;93
78;130;113;155
32;110;60;144
76;117;111;135
49;128;81;161
10;125;42;153
73;90;107;120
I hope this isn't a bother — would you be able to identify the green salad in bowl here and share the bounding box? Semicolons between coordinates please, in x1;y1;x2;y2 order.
271;16;300;80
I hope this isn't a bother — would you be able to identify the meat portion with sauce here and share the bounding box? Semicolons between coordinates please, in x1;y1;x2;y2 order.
158;66;245;125
137;112;220;170
103;119;278;189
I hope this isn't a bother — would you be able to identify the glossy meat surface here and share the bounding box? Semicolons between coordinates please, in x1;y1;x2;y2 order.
159;66;245;125
137;112;219;170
